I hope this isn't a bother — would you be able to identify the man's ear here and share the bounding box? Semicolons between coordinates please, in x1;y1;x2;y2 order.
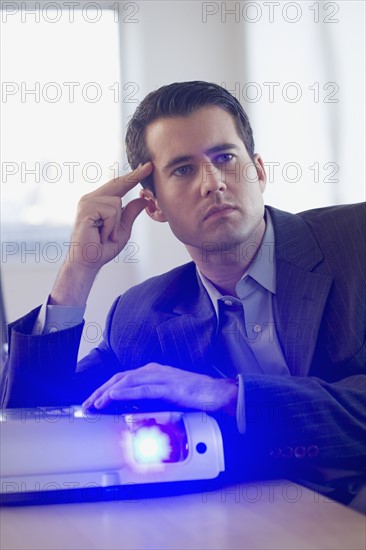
253;154;267;193
139;189;167;222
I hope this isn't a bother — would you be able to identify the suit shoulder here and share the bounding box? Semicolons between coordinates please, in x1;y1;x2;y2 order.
297;202;365;229
268;203;365;273
268;202;365;242
297;203;366;247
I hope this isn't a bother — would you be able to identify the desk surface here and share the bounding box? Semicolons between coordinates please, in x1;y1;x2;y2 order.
1;480;365;550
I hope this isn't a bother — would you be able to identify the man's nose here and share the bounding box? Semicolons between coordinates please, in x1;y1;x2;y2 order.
200;162;227;196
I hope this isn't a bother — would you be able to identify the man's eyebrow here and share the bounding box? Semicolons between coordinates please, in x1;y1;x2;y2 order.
162;143;239;173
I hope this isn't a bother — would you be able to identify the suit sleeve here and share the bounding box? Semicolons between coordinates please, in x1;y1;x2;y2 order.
239;368;366;468
236;204;366;486
0;298;122;408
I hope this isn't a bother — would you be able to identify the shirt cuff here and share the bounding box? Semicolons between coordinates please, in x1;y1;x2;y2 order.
33;296;86;335
236;374;246;434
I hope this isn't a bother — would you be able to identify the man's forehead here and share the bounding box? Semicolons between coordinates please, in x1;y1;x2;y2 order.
145;106;241;162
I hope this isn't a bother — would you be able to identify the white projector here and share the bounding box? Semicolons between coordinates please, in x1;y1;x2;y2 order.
0;406;225;504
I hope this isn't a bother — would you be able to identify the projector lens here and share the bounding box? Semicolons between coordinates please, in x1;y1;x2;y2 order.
129;415;189;464
132;426;171;464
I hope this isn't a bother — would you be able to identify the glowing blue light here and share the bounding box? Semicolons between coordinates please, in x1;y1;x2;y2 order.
132;426;171;464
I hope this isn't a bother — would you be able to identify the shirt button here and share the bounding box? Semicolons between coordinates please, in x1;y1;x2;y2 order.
224;299;233;306
253;324;262;333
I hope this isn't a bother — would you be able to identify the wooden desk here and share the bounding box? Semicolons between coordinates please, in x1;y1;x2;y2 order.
1;481;365;550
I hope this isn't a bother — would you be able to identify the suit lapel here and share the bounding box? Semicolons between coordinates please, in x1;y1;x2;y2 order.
269;207;333;376
156;270;218;376
274;260;333;376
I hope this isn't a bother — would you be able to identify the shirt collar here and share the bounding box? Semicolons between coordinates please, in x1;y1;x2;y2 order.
196;208;276;315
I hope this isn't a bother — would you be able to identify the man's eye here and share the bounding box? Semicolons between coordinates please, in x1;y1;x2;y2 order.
214;153;234;164
172;165;193;177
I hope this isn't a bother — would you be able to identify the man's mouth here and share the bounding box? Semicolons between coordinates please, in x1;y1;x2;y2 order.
203;204;236;221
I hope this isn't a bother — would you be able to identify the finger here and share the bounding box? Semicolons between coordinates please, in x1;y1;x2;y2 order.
113;197;149;242
108;364;182;387
90;202;122;244
93;161;153;199
77;195;122;243
92;383;165;409
109;384;164;401
82;365;174;410
82;373;125;409
99;204;122;244
91;391;113;410
83;389;113;410
85;372;146;410
92;367;180;409
91;372;169;410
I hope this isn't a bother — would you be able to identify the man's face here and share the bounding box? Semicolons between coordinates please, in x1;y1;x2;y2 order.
143;106;267;258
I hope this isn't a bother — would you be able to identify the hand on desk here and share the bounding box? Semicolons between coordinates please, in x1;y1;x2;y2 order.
82;363;238;414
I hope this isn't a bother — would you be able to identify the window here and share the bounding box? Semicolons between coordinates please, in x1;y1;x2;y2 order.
1;4;122;256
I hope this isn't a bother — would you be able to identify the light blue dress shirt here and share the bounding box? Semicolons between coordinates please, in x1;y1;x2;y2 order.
197;209;289;378
197;209;290;433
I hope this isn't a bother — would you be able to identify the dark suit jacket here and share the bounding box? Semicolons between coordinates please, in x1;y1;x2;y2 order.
1;204;366;497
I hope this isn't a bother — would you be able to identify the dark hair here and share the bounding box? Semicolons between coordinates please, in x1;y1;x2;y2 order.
125;80;255;193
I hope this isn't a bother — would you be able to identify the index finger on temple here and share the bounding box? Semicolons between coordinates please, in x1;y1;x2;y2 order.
93;161;153;197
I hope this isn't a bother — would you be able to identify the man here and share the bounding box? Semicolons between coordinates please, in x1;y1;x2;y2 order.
1;81;365;510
